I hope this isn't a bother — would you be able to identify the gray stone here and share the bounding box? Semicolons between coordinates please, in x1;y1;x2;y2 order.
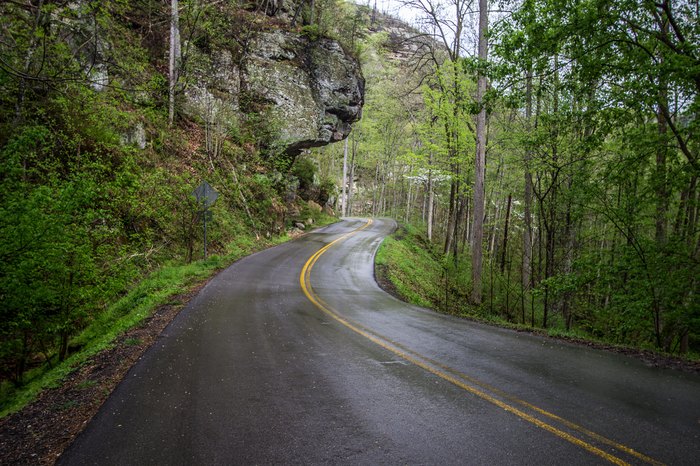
121;122;147;149
241;30;364;157
307;200;322;212
182;50;239;128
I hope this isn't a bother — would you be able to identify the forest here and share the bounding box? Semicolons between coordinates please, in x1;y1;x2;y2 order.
315;0;699;356
0;0;698;412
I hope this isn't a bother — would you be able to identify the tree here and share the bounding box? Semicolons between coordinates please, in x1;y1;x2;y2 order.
471;0;488;304
169;0;181;126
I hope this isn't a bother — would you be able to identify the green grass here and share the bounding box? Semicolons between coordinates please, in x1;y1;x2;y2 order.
0;228;312;418
375;224;445;309
76;379;97;390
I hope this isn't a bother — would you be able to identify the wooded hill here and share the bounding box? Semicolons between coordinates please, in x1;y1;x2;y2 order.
314;0;699;356
0;0;697;407
0;0;365;395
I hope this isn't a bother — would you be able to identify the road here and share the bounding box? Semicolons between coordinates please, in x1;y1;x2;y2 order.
60;218;700;465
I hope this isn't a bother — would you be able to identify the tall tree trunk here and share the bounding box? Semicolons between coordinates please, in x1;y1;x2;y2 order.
471;0;488;304
341;137;348;217
489;198;502;256
655;92;669;245
444;176;458;255
348;135;357;216
487;152;505;257
453;192;466;259
654;11;671;347
687;180;699;245
523;67;534;293
427;153;434;241
500;194;512;273
543;55;561;328
464;196;471;248
15;0;46;125
168;0;181;126
378;162;387;215
406;174;413;223
561;194;576;331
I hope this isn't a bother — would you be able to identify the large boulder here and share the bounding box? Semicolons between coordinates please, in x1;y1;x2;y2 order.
241;30;364;157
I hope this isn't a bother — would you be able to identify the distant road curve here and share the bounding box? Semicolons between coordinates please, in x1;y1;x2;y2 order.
60;218;700;465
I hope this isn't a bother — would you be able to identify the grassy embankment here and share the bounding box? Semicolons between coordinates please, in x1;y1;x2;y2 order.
375;223;699;361
0;214;336;417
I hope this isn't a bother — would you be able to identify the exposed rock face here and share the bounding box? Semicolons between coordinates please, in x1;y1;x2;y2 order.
182;49;240;130
261;0;299;21
178;18;364;158
241;30;364;157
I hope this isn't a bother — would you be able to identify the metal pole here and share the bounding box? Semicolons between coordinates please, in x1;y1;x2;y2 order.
203;208;207;259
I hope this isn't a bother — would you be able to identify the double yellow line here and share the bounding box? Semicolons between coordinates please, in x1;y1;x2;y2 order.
299;219;663;466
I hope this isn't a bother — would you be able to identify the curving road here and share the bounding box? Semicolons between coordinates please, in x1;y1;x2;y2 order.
60;218;700;465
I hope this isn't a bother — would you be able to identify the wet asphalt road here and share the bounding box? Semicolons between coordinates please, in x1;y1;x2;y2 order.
60;218;700;465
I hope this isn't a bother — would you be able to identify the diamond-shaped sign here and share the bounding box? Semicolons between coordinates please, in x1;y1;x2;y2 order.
193;181;218;209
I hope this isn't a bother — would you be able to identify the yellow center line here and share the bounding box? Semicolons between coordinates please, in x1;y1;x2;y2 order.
299;218;663;466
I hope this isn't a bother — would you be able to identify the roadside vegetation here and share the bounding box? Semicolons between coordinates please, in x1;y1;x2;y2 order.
0;210;335;417
327;1;699;358
377;223;700;362
0;0;341;415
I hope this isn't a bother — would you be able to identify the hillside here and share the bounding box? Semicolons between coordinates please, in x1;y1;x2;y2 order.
0;0;366;407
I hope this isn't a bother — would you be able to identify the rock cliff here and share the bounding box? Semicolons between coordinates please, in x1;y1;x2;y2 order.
182;24;364;159
242;31;364;157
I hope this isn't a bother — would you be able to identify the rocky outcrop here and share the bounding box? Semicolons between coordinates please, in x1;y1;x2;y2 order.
261;0;299;21
178;14;364;159
241;30;364;157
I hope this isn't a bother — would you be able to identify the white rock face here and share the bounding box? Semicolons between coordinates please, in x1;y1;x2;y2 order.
121;122;147;149
182;49;240;131
179;28;363;159
241;30;364;157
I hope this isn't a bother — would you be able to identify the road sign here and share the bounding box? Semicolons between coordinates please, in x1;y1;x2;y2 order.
192;181;219;259
193;181;218;209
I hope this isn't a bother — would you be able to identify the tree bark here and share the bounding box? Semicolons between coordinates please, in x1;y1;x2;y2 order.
444;176;457;255
500;194;512;274
14;0;46;125
427;153;434;241
168;0;181;126
348;134;357;216
523;67;534;293
342;137;348;217
655;81;669;245
471;0;488;304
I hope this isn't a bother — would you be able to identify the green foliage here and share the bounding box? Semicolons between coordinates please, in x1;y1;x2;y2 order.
291;157;317;196
0;129;143;382
376;225;448;310
0;0;345;405
300;24;322;41
349;0;698;357
475;0;699;354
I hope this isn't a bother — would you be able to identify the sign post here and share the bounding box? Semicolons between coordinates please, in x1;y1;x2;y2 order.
192;181;218;259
